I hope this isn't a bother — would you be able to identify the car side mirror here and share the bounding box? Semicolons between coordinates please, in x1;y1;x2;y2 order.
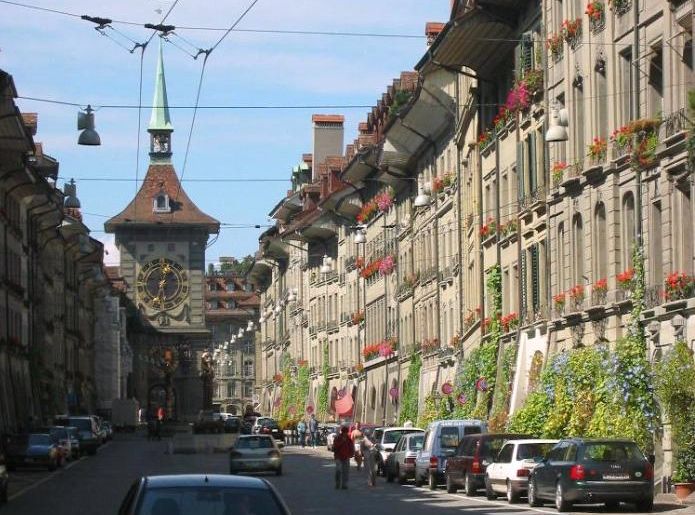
648;454;655;465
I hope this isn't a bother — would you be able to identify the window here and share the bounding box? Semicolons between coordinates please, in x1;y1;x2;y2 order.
153;194;170;213
595;62;608;140
621;192;636;270
243;359;253;377
558;222;567;291
648;43;664;118
594;202;607;280
243;382;253;398
573;79;585;162
440;426;460;449
673;185;693;273
620;49;634;125
650;202;663;286
572;214;584;285
497;444;514;463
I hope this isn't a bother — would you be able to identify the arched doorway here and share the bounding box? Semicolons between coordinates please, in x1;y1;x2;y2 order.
148;384;176;419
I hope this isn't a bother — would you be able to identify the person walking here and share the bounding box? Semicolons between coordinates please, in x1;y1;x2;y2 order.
308;414;319;448
361;430;378;487
333;426;354;489
350;422;364;470
297;419;307;448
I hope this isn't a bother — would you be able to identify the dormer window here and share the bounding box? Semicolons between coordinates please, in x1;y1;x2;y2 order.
153;193;171;213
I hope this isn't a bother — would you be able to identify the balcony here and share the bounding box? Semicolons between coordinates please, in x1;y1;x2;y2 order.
317;321;327;332
420;266;438;285
644;285;664;310
438;266;453;285
395;282;414;301
309;326;316;336
327;320;339;333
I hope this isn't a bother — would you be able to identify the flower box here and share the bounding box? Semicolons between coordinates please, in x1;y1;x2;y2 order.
562;18;583;48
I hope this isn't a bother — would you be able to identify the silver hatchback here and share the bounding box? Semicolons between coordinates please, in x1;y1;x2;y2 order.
230;435;283;476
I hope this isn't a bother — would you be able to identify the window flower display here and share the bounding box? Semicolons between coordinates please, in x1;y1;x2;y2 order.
501;312;519;332
480;217;497;239
569;284;585;304
378;255;396;276
546;32;564;60
552;161;569;185
553;292;566;310
664;272;695;301
561;18;583;46
616;268;635;289
588;137;607;160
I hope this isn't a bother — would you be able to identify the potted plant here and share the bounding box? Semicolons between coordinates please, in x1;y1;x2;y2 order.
585;1;605;30
546;32;564;60
553;292;566;314
617;268;635;290
664;272;695;301
655;341;695;498
552;161;569;185
588;136;608;161
561;18;583;47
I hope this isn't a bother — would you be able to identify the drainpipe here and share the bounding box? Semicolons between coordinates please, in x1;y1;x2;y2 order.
633;0;643;250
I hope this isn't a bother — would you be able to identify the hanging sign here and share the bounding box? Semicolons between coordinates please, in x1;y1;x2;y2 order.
475;377;488;392
389;387;399;399
441;382;453;395
457;393;468;406
306;404;314;415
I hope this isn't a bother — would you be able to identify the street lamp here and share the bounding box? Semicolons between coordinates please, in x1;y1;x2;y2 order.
320;255;333;274
413;185;431;207
546;103;569;142
77;105;101;146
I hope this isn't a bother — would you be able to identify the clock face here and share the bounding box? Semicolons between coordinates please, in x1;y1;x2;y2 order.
137;257;189;311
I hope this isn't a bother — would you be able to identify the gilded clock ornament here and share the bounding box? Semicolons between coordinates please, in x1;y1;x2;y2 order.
136;257;189;310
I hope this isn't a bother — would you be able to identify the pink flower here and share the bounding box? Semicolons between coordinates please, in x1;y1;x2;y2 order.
378;255;395;276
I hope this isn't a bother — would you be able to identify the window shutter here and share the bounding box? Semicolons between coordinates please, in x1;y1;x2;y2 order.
531;244;540;312
520;250;528;318
521;32;534;74
516;141;525;202
528;132;537;194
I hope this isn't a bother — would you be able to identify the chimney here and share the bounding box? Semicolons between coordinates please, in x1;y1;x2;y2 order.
311;114;344;182
426;22;446;47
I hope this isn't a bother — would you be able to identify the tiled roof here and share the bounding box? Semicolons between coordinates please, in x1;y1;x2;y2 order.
312;114;345;124
104;163;220;232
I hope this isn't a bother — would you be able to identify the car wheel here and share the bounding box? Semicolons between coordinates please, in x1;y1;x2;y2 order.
428;471;437;490
635;498;654;512
414;471;423;488
528;478;542;507
485;476;497;500
397;466;406;485
555;482;571;512
446;473;458;493
276;466;282;476
605;501;620;511
464;473;476;497
506;480;520;503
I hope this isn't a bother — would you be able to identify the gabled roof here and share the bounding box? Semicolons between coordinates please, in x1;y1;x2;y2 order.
104;163;219;233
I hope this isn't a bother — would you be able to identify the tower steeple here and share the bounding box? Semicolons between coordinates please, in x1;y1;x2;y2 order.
148;39;173;162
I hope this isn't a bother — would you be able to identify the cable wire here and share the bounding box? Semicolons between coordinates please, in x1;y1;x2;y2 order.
209;0;262;53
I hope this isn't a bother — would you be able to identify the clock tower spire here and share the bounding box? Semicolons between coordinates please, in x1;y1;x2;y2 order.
148;39;173;163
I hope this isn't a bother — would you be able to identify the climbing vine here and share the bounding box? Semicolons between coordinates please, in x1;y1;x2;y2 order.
317;343;330;419
489;344;518;431
399;353;421;425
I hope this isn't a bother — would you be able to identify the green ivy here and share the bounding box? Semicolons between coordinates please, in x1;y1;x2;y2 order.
418;393;440;428
687;89;695;173
655;341;695;482
399;353;421;425
489;344;518;430
317;344;330;419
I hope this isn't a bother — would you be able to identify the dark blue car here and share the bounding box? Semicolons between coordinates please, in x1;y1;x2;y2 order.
5;433;62;471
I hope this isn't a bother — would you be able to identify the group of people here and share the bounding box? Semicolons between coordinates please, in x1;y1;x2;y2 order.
295;414;320;448
332;422;379;490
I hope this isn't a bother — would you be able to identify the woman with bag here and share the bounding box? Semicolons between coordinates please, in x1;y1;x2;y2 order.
360;429;378;487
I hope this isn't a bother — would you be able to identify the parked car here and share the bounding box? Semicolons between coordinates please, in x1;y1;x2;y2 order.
54;415;100;455
229;435;283;476
251;417;274;434
384;432;425;483
414;419;487;490
65;426;81;459
117;474;291;515
528;438;654;512
257;419;283;442
101;420;114;441
224;416;242;433
484;439;558;502
445;432;531;495
5;433;62;471
372;426;424;475
0;447;8;506
37;426;75;462
193;410;225;434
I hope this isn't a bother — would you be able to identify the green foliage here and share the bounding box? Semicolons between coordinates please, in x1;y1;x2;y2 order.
489;344;518;430
399;354;421;425
418;394;439;428
450;341;498;420
317;344;330;420
508;339;657;450
389;90;413;119
219;255;254;275
655;340;695;481
689;89;695;173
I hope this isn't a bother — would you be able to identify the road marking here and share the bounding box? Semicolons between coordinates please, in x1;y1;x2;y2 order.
400;484;558;515
8;456;87;501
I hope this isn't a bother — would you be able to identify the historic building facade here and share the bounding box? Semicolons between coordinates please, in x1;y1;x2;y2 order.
205;261;259;415
0;69;113;432
251;0;693;484
105;43;220;421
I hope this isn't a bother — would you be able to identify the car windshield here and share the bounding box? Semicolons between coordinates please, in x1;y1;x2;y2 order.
260;420;278;428
440;427;460;449
481;437;508;458
68;419;92;432
136;487;284;515
235;437;273;449
581;442;643;462
51;428;68;439
517;442;557;461
408;435;424;451
383;430;419;444
29;434;51;446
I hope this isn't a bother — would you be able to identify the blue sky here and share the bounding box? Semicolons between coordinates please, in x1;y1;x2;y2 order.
0;0;450;266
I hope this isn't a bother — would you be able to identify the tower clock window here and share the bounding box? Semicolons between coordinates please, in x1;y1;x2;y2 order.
153;193;171;213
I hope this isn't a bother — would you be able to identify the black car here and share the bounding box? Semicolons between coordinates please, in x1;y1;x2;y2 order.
257;419;283;441
224;416;241;433
117;474;291;515
528;438;654;512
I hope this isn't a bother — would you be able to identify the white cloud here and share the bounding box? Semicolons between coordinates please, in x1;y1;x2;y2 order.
97;233;121;266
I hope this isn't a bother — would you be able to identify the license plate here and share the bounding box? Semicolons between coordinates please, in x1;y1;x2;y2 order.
603;474;629;480
441;459;447;469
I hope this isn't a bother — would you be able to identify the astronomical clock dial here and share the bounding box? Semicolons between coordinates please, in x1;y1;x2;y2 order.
136;257;189;311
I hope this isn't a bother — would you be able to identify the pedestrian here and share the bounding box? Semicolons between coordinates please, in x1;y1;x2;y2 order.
361;430;378;487
155;405;165;440
333;426;354;489
350;422;364;470
138;407;145;425
297;418;307;448
308;413;319;448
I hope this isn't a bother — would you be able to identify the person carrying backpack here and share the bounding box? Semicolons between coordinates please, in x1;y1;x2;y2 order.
308;414;319;448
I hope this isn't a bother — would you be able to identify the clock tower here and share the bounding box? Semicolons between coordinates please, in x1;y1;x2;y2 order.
105;40;220;420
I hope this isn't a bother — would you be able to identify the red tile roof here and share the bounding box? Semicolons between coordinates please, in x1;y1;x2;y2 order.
104;163;220;232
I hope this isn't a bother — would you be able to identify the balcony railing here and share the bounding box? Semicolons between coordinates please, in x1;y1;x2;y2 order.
327;320;339;332
644;284;664;309
662;107;689;140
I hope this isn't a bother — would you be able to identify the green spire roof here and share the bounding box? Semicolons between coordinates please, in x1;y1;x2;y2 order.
148;40;173;132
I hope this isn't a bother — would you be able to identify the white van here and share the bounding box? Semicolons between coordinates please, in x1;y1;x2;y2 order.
414;419;487;489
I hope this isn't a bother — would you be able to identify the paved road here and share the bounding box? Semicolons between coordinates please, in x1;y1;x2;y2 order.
3;433;692;515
